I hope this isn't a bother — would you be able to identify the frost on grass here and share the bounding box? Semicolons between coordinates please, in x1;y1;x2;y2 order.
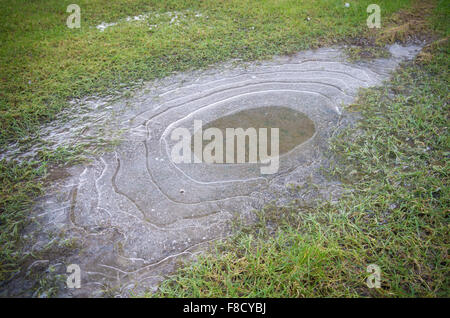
95;10;205;32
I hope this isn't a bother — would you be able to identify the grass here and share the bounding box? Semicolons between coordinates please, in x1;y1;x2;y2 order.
154;4;450;298
0;0;413;149
0;0;447;296
0;146;84;285
155;46;449;298
344;45;392;62
0;0;417;285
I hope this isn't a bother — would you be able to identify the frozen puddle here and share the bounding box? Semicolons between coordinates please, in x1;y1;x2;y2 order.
3;44;422;297
195;106;316;162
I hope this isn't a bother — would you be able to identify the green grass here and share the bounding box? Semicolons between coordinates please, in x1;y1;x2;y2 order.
1;0;447;295
0;146;84;284
0;0;417;285
0;0;413;149
154;7;450;297
155;45;449;298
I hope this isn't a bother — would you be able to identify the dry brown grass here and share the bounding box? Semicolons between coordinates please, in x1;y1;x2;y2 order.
376;0;436;44
416;36;449;64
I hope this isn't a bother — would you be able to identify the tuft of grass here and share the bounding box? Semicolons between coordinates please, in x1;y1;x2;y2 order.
154;8;449;297
344;0;445;62
0;159;44;282
376;0;438;44
344;46;391;62
0;146;84;283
